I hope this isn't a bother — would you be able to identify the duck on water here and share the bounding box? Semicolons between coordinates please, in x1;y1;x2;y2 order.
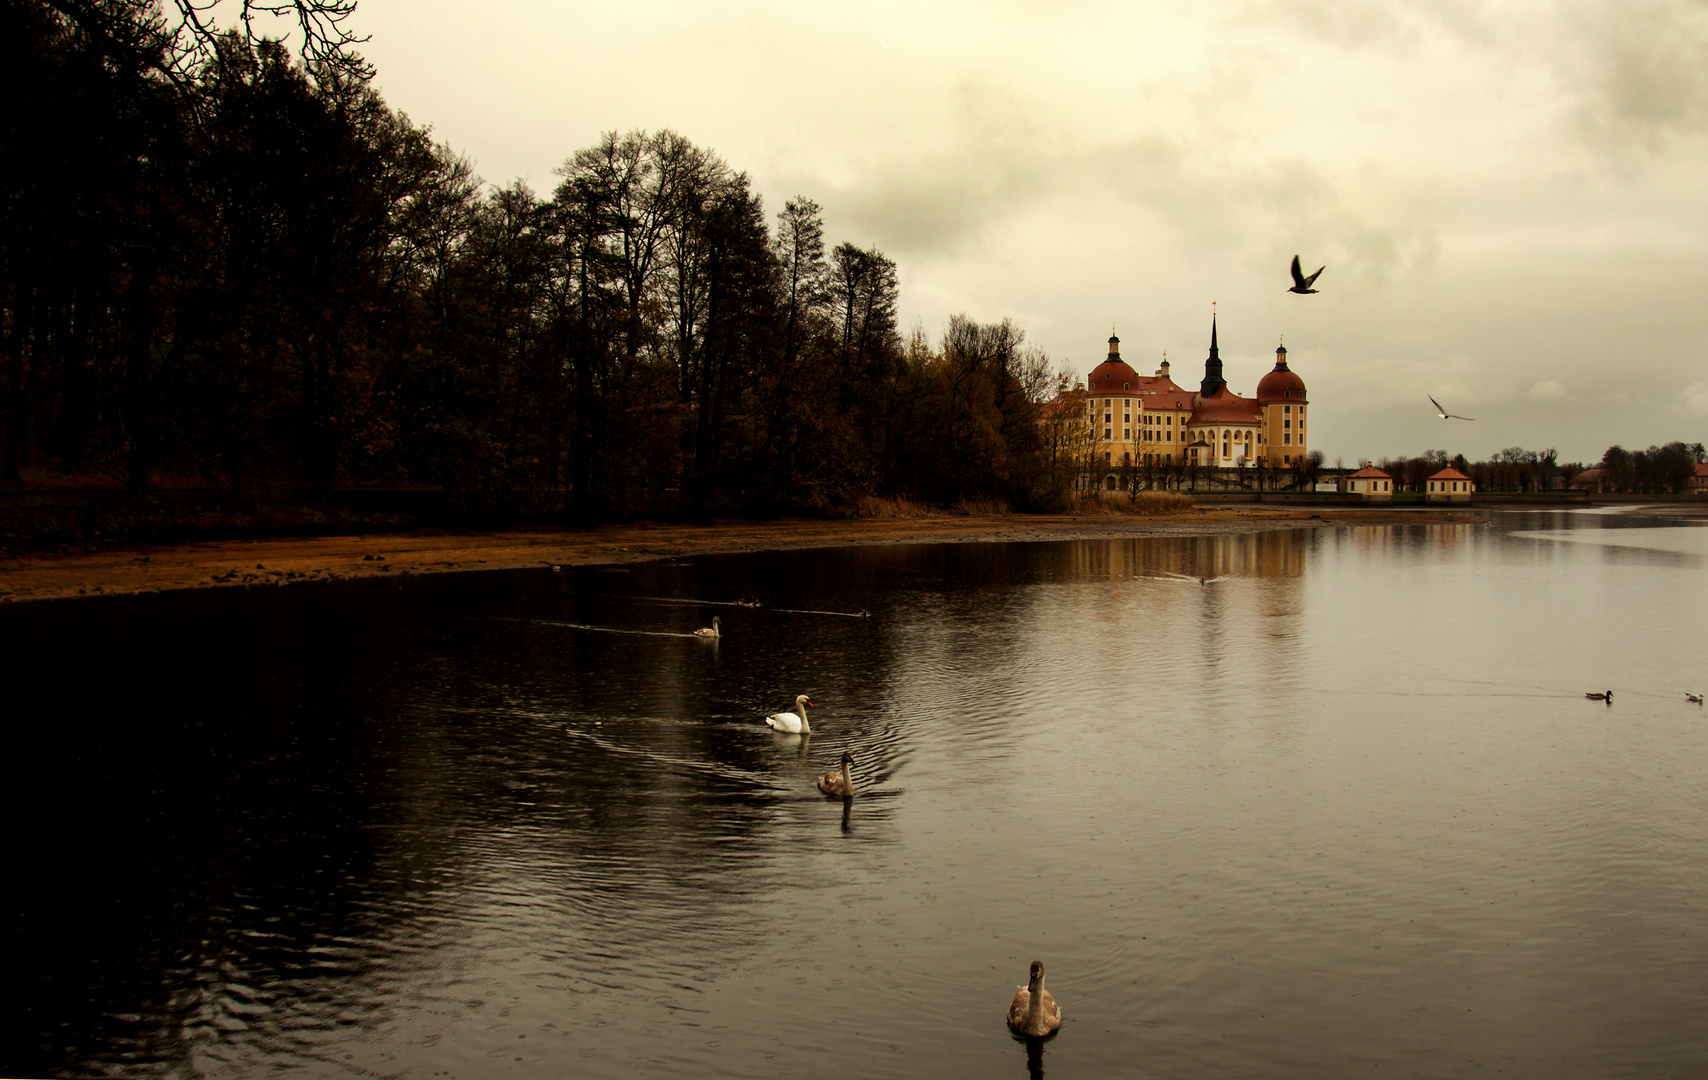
1007;961;1063;1037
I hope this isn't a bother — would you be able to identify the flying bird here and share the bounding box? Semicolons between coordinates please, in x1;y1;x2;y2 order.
1288;255;1324;294
1428;395;1475;421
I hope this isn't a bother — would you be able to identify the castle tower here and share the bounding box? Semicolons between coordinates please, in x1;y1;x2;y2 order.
1256;338;1309;466
1199;314;1226;396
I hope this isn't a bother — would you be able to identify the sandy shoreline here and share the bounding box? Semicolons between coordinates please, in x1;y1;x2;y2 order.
0;506;1482;605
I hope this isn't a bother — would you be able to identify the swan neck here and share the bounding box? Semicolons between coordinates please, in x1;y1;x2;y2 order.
1028;974;1045;1022
841;759;851;787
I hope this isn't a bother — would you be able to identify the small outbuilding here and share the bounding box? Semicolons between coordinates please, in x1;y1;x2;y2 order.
1340;465;1394;502
1426;467;1474;502
1693;462;1708;494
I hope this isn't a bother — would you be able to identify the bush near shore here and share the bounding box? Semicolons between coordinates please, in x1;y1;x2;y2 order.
854;491;1194;518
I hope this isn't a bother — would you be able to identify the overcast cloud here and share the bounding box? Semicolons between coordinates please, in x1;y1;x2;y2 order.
348;0;1707;462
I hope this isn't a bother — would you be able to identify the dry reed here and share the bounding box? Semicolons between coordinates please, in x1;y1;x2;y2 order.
853;495;934;519
1071;491;1194;515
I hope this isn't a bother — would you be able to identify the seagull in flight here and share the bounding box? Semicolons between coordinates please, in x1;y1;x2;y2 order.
1288;255;1325;294
1428;395;1475;421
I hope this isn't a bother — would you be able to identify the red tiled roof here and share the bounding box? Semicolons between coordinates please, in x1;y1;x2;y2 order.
1039;389;1086;420
1694;463;1708;477
1427;467;1471;481
1349;466;1392;479
1190;385;1260;424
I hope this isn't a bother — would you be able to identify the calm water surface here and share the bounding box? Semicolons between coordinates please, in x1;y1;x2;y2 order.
8;508;1708;1078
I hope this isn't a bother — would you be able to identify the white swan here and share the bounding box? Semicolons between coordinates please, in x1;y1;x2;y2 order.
764;695;813;734
694;616;721;639
817;751;854;797
1006;960;1063;1037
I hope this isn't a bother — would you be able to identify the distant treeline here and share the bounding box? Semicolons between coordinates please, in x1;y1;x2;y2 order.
1;2;1072;520
1373;443;1704;494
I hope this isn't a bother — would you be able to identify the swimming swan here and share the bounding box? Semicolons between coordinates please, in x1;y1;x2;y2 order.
1007;960;1063;1037
694;616;721;639
764;695;813;734
817;751;854;797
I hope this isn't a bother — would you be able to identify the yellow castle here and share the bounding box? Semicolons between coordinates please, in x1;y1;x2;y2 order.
1061;316;1310;489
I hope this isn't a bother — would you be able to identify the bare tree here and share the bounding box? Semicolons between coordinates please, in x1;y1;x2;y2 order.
38;0;374;98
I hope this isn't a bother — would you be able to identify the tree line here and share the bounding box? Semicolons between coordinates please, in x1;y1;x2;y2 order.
1;2;1076;521
1372;443;1704;494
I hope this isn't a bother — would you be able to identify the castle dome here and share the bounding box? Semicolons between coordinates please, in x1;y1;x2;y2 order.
1256;343;1307;402
1089;331;1141;391
1088;358;1142;392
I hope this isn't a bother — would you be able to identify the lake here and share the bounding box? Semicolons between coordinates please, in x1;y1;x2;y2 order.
8;507;1707;1078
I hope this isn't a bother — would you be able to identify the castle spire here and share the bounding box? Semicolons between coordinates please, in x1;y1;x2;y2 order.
1200;310;1226;396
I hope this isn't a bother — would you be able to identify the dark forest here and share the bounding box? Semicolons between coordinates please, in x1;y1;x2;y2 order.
1;0;1074;525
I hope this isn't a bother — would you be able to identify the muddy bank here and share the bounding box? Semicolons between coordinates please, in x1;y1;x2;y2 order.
0;506;1483;605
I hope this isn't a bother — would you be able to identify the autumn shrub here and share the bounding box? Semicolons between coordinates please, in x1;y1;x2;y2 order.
853;495;933;518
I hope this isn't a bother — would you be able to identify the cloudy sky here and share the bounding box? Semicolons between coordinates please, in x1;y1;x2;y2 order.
341;0;1706;463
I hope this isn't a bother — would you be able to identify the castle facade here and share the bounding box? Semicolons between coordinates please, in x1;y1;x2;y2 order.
1062;316;1310;489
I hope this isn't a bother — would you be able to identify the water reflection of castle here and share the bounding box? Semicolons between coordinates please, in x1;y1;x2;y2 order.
1066;531;1308;582
1047;316;1312;491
